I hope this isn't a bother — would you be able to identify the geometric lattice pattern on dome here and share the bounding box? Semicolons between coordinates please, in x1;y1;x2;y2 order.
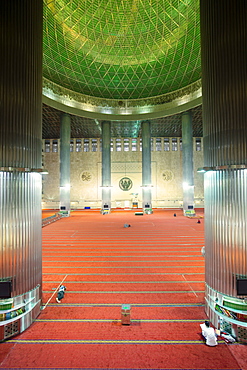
43;0;201;100
191;106;203;137
151;115;182;137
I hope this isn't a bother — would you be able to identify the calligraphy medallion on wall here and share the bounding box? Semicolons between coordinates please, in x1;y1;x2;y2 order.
162;170;174;182
81;171;92;182
119;177;133;191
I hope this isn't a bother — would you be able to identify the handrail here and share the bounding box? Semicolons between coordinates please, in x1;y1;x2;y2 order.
42;213;62;227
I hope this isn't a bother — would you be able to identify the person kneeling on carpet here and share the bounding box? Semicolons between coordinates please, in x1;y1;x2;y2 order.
200;321;218;346
56;285;66;303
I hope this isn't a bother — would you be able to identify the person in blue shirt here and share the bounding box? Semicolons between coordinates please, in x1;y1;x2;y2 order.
56;285;66;303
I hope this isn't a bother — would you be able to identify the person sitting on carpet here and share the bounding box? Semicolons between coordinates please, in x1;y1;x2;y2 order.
200;321;218;346
56;285;66;303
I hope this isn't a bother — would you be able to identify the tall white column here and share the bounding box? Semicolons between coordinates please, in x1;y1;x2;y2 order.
182;111;194;214
101;121;111;211
60;113;71;215
141;120;152;212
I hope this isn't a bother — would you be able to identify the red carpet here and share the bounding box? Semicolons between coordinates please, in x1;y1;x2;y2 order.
1;209;246;369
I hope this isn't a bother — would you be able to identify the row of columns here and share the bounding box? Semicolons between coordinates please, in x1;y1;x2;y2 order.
59;114;194;214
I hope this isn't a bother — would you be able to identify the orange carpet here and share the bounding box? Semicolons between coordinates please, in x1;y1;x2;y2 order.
0;209;246;370
42;209;59;219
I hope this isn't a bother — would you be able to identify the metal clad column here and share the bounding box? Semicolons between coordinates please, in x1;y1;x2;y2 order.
101;121;111;211
0;0;43;336
60;113;71;215
141;121;152;212
182;111;194;214
200;0;247;338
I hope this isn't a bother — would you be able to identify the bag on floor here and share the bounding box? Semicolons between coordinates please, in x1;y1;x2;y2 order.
221;332;236;343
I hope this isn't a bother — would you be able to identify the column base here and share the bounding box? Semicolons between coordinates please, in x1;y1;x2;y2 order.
0;285;41;342
183;209;196;217
205;284;247;343
143;208;153;214
100;208;111;215
59;210;70;217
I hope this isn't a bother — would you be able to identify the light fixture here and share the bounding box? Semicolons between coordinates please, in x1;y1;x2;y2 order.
197;165;247;173
60;184;71;190
0;167;49;174
197;167;213;173
229;164;247;170
0;167;13;172
183;182;194;190
31;168;49;174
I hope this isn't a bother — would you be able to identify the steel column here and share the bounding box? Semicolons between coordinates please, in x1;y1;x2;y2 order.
0;0;43;338
200;0;247;338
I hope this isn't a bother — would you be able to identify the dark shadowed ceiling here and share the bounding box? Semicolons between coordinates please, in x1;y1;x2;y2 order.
42;103;203;139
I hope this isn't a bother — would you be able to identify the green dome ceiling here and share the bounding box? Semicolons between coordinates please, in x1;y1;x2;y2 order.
43;0;201;102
